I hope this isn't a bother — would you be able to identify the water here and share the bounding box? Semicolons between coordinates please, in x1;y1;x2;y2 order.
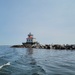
0;46;75;75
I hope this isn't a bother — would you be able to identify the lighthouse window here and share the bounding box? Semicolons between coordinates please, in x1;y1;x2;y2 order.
28;39;29;41
27;39;29;42
29;39;30;42
30;40;31;42
29;39;31;42
27;39;28;41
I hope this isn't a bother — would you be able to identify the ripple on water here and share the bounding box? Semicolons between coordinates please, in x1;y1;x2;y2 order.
0;46;75;75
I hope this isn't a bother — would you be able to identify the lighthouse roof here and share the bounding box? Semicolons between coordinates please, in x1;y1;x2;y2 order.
28;33;33;36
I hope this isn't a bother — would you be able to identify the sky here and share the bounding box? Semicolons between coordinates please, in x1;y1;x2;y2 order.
0;0;75;45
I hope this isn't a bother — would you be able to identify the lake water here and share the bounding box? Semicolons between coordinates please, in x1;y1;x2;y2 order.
0;46;75;75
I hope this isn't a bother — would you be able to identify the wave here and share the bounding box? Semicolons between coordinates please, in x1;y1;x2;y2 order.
0;62;10;69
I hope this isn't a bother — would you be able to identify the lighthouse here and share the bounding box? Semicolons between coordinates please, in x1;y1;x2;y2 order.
22;33;40;47
26;33;36;44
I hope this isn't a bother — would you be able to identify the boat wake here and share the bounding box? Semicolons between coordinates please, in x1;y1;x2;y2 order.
0;62;10;69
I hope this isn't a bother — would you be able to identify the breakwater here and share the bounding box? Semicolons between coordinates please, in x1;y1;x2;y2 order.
11;44;75;50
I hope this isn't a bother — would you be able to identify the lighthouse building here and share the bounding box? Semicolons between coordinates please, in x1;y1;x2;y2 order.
26;33;36;43
22;33;38;47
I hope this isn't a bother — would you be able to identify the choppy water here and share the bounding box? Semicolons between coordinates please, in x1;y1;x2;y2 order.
0;46;75;75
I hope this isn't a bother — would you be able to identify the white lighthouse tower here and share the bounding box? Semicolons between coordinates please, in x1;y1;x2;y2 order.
26;33;36;43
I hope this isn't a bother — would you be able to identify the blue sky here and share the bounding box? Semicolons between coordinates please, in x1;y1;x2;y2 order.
0;0;75;45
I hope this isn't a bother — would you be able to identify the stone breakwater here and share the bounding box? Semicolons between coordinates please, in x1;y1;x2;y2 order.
11;44;75;50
